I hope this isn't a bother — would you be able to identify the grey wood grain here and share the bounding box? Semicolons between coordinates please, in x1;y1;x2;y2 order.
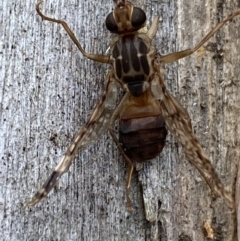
1;0;240;240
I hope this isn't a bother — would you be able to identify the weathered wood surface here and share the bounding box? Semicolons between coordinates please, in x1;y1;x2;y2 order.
1;0;240;240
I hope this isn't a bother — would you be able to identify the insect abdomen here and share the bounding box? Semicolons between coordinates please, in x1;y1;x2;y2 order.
119;115;167;162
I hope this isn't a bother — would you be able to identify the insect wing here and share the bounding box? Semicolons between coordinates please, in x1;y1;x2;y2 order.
27;75;119;206
151;63;234;208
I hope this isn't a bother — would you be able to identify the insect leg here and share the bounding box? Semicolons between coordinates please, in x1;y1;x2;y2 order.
36;1;109;63
27;74;119;206
160;9;240;63
146;16;160;40
110;128;135;212
108;93;135;212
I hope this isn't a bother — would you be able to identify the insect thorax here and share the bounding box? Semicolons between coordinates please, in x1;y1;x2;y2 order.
111;33;155;97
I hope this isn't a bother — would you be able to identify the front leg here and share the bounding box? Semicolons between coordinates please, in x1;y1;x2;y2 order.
159;9;240;63
27;74;119;206
36;1;109;63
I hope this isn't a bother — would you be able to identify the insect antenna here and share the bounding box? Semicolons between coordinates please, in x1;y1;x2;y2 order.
113;0;126;7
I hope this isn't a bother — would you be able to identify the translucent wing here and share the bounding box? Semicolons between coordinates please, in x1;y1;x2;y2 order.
151;60;234;208
27;73;119;206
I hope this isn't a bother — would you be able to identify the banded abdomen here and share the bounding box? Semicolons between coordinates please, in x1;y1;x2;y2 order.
119;115;167;162
119;92;167;162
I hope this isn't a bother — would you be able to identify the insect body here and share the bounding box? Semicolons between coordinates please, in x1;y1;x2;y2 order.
110;22;168;162
28;0;240;211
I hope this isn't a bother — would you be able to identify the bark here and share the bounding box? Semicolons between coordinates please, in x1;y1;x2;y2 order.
1;0;240;240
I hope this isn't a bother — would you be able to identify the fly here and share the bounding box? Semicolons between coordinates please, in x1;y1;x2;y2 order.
27;0;240;212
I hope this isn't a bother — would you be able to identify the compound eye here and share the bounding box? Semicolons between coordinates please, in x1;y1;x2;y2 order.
106;12;119;32
131;7;146;28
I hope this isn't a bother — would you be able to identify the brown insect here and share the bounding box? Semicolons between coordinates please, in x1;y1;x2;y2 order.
27;0;240;212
